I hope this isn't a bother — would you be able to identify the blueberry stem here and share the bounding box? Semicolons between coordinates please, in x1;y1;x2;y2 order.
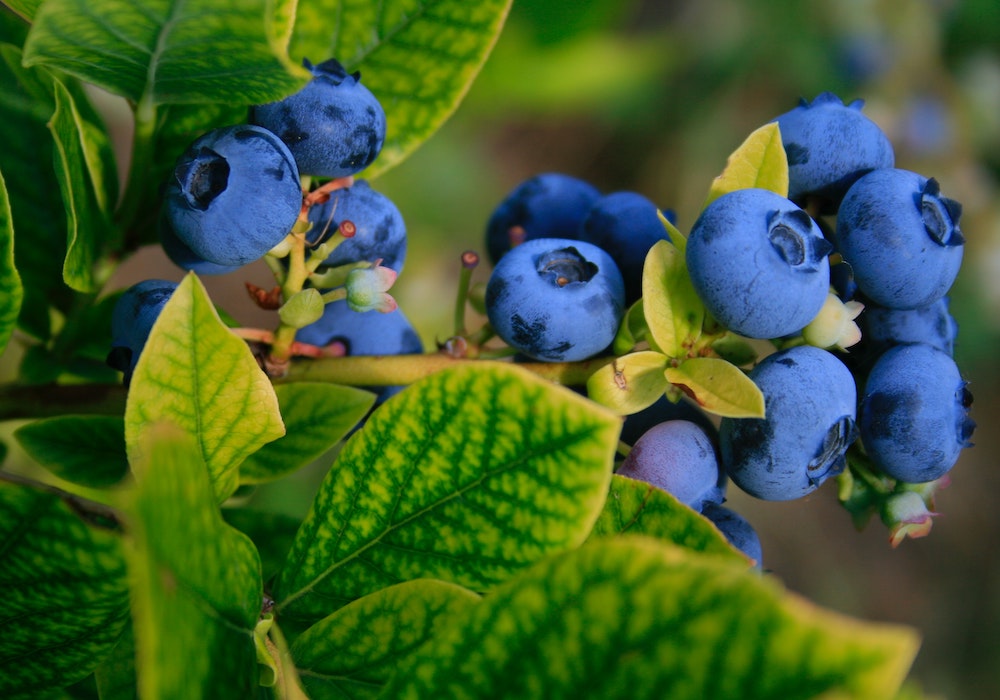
453;250;480;337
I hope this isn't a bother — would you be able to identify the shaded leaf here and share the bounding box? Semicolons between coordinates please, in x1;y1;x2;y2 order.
642;239;704;358
586;350;668;416
275;362;620;625
223;508;303;584
665;357;765;419
611;298;647;355
704;122;789;208
0;482;129;699
14;415;128;488
292;580;479;699
0;169;24;357
291;0;513;177
124;273;285;502
240;382;375;484
127;423;263;700
382;537;920;700
93;625;137;700
589;475;746;564
2;1;41;21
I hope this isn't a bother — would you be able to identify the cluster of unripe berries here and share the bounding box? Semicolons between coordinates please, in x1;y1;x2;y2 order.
109;59;418;387
482;92;976;557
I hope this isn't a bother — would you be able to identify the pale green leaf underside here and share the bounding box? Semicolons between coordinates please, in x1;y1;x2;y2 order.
240;382;375;484
22;0;306;106
14;414;128;488
293;579;479;699
665;357;765;419
704;122;789;207
586;350;668;416
589;475;748;564
381;537;919;700
124;273;285;501
275;361;620;624
291;0;513;177
0;169;24;357
642;239;704;358
0;482;129;699
128;423;262;700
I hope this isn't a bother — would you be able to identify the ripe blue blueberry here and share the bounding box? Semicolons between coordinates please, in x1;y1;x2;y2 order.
578;190;672;304
859;343;974;483
306;180;407;274
295;299;423;404
485;238;625;362
251;58;386;178
686;188;832;339
164;124;302;267
835;169;964;309
107;279;178;384
700;503;763;568
159;211;243;276
720;346;857;501
617;420;725;512
861;297;958;356
485;173;601;264
771;92;894;211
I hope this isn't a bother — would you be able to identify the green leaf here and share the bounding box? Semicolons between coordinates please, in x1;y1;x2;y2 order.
291;0;513;177
381;536;920;700
664;357;765;419
124;273;285;502
15;415;128;488
659;209;685;254
222;508;303;584
278;288;325;329
2;1;41;21
611;298;647;355
642;239;704;358
0;482;129;699
704;122;789;208
93;625;137;700
710;333;759;367
240;382;375;485
292;579;480;699
0;169;24;357
585;350;668;416
127;423;263;700
22;0;306;107
275;362;620;625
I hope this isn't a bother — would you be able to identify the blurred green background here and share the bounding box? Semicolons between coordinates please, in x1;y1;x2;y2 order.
105;0;1000;697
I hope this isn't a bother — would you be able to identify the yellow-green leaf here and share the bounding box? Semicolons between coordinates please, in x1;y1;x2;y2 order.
642;239;704;358
611;298;647;355
381;537;920;700
124;273;285;501
586;350;668;416
665;356;765;419
275;362;620;625
704;122;789;208
0;169;23;357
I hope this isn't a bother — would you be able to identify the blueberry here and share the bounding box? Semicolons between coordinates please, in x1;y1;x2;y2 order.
306;180;406;273
159;211;243;276
700;503;763;568
686;188;832;339
859;343;974;483
107;279;178;384
720;346;858;501
485;238;625;362
771;92;894;211
861;297;958;356
578;190;672;304
835;169;964;309
251;58;386;178
485;173;601;264
295;299;423;404
617;420;726;512
164;124;302;267
621;394;717;448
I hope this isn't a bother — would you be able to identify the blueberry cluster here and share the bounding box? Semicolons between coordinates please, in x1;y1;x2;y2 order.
483;174;674;362
109;58;410;379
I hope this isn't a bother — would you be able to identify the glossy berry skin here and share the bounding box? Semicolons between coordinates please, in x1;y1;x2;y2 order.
835;169;964;309
720;346;857;501
578;190;672;304
251;58;386;178
686;188;832;339
859;343;974;483
861;297;958;356
107;279;178;383
701;503;763;568
295;299;423;403
772;92;894;211
306;180;406;273
485;173;601;264
617;420;725;512
485;238;625;362
164;124;301;267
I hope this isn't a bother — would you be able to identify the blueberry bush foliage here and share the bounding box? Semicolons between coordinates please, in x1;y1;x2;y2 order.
0;1;944;698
